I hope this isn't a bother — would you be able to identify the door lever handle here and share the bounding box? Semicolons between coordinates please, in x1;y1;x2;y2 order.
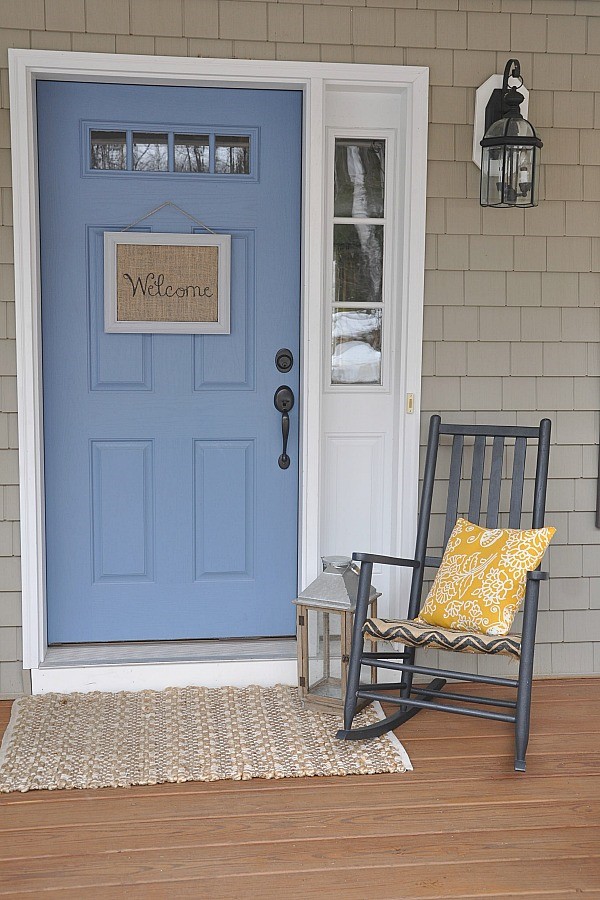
274;385;294;469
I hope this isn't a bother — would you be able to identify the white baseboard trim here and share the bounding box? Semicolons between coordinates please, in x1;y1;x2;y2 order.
31;659;298;694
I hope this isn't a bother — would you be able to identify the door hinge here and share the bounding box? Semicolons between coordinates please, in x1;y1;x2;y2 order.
298;615;305;626
299;676;306;687
406;393;415;414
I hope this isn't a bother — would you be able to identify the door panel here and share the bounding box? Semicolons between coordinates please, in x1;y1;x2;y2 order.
193;439;254;580
91;440;154;583
38;81;302;643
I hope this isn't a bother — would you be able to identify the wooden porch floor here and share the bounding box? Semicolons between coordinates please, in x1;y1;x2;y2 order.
1;677;599;898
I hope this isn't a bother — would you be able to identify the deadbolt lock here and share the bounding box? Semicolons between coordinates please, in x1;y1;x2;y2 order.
275;348;294;373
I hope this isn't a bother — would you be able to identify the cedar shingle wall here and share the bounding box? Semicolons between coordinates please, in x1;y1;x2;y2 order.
0;0;598;695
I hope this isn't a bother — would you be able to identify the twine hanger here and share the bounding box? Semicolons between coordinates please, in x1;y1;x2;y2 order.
121;200;216;234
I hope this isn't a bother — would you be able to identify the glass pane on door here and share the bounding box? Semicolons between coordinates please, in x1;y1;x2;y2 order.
215;135;251;174
90;131;126;170
132;132;168;171
174;134;210;172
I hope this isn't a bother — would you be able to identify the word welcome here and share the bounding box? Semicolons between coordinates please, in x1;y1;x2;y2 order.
123;272;214;299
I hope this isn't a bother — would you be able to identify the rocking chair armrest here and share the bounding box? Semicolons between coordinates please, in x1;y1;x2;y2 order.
352;552;421;569
527;569;549;581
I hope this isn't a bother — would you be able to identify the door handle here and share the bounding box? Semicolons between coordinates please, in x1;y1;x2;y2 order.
274;385;294;469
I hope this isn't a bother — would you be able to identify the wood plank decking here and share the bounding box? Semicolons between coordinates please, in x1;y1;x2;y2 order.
1;677;599;898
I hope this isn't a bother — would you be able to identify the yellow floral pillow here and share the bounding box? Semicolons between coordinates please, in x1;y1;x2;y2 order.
418;518;555;636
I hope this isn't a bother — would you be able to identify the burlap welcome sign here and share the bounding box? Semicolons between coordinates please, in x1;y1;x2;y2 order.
104;232;231;334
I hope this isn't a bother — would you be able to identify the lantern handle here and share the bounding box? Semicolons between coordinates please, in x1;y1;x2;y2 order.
500;59;525;118
502;58;522;92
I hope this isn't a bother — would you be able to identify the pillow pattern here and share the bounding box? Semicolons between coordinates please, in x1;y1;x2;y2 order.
418;518;555;636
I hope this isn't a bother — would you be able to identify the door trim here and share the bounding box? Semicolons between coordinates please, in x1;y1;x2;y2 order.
9;50;429;690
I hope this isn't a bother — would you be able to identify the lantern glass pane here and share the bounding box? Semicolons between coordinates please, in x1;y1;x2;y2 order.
516;146;535;205
480;146;504;207
480;114;540;208
502;145;536;207
307;609;343;700
506;117;536;138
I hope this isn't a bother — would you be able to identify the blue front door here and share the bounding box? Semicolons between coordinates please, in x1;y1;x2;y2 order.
38;81;301;643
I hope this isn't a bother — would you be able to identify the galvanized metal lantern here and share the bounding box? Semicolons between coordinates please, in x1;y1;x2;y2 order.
480;59;543;208
293;556;380;714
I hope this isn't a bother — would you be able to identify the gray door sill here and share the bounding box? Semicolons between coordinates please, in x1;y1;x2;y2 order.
42;638;297;668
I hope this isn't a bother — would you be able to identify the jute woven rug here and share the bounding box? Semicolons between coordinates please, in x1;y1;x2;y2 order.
0;684;411;792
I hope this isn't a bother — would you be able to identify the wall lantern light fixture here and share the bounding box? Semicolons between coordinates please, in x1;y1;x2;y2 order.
474;59;543;209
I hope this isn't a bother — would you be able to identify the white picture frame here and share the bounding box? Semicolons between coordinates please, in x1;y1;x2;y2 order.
104;231;231;334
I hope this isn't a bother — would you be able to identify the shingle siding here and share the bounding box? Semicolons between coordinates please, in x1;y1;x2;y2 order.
0;0;598;694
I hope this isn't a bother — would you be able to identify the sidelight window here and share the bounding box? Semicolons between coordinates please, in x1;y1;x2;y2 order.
330;138;386;386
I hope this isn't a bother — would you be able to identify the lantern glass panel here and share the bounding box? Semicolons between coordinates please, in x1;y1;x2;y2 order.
520;146;537;204
480;114;540;208
307;608;343;700
480;145;504;206
481;144;538;207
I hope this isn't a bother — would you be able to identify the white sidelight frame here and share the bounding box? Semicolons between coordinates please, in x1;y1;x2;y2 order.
9;50;428;693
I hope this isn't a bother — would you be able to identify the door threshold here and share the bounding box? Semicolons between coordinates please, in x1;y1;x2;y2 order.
42;638;297;668
32;638;299;694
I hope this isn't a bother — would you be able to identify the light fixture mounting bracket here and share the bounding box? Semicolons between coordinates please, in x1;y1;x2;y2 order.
472;67;529;169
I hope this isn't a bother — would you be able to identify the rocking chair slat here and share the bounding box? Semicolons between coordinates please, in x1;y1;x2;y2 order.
509;437;527;528
444;434;464;547
486;435;504;528
411;686;517;708
362;656;519;687
355;690;517;723
439;423;539;438
468;435;486;524
532;418;552;529
424;555;442;568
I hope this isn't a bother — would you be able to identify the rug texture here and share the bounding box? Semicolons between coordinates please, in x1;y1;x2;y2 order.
0;684;411;792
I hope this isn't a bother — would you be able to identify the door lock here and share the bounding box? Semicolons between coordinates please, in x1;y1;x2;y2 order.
274;385;295;469
275;348;294;373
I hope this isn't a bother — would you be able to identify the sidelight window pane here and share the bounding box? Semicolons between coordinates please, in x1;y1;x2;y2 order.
174;134;210;173
132;132;168;171
331;308;382;385
215;135;251;174
90;130;126;170
333;223;384;305
334;139;385;218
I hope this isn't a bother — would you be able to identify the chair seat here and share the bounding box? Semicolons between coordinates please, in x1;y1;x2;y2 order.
363;617;521;659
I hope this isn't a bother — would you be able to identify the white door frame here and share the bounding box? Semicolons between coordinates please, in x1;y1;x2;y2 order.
9;50;428;692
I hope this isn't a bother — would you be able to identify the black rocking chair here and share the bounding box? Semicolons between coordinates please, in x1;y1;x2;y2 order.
337;415;552;773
